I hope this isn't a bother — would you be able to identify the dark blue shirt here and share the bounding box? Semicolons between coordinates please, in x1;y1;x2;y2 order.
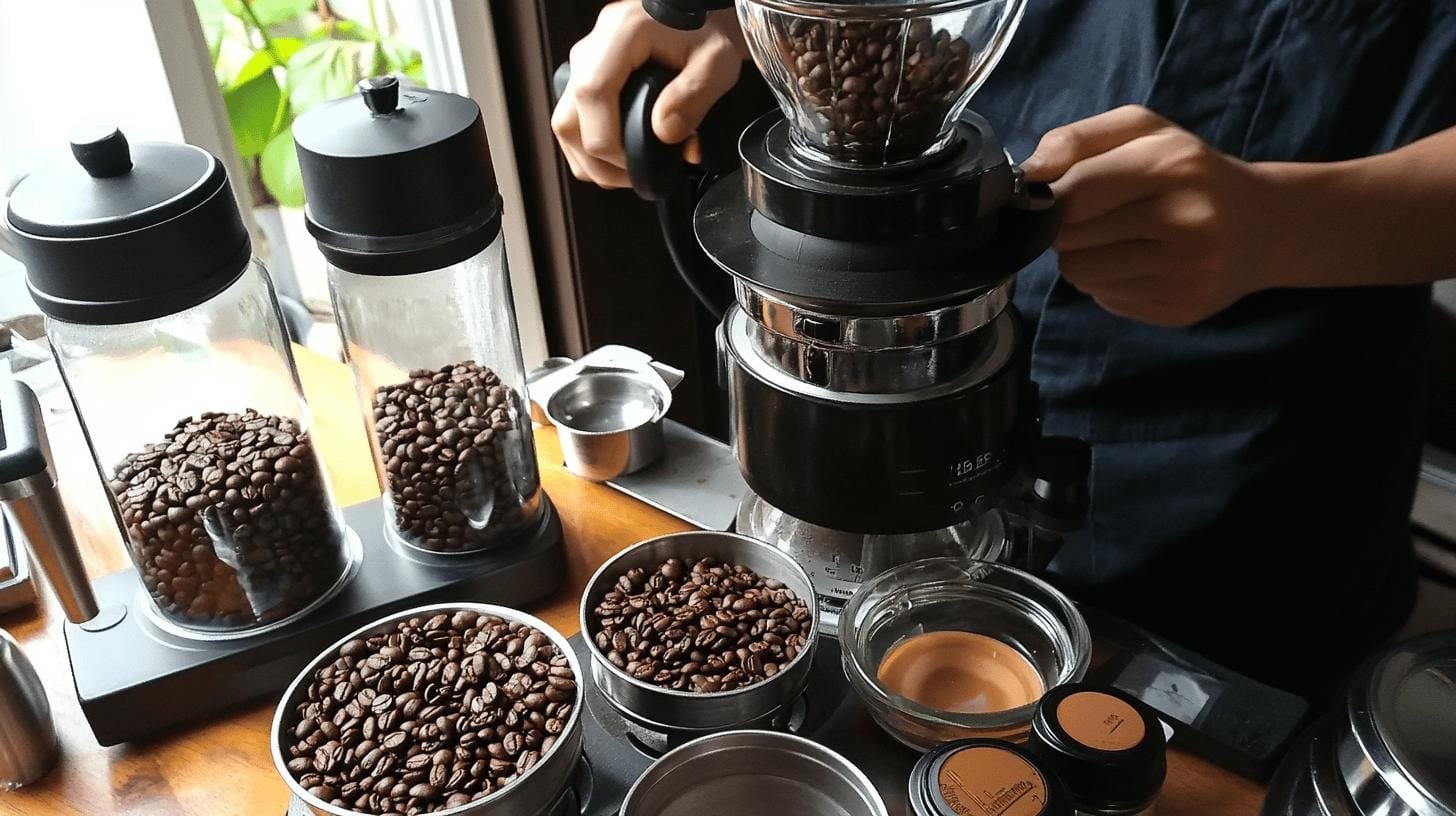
973;0;1455;693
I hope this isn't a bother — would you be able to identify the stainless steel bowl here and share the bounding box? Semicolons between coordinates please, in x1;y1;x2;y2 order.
546;369;670;482
1260;631;1456;816
271;603;585;816
619;730;888;816
579;531;819;733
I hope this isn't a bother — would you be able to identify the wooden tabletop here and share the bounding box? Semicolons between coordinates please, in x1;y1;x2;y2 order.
0;352;1267;815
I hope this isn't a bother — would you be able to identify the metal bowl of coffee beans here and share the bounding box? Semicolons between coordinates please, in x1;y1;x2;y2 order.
271;603;583;816
579;531;818;733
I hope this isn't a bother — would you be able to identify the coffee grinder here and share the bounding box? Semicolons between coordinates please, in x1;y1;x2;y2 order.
608;0;1088;625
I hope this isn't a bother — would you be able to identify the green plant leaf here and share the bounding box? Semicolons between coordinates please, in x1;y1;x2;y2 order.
287;38;368;113
228;41;302;95
195;0;228;64
272;36;304;64
379;37;420;73
224;70;285;158
261;129;305;208
308;19;371;42
369;41;388;76
231;47;276;88
402;58;426;84
245;0;313;28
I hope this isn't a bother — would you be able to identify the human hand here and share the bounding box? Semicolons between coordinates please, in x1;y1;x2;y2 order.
551;1;745;189
1022;106;1281;327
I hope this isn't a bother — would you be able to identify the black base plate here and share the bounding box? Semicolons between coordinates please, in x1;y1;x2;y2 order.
66;496;566;746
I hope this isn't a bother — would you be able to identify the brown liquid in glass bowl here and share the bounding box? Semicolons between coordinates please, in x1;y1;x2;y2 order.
877;630;1045;714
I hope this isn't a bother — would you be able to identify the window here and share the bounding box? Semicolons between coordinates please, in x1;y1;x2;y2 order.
0;0;548;367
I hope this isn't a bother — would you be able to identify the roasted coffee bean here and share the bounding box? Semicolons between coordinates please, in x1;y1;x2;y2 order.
281;612;576;814
372;362;540;552
109;410;345;630
759;13;974;164
589;556;810;693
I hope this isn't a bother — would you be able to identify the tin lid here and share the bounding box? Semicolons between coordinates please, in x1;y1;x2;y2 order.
910;739;1073;816
1345;631;1456;816
293;76;502;276
1027;684;1167;813
4;128;251;324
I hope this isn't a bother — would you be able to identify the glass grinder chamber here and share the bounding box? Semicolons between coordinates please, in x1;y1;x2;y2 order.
630;0;1089;623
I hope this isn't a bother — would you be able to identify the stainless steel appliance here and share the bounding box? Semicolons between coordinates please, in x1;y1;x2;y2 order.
599;0;1091;627
0;628;56;789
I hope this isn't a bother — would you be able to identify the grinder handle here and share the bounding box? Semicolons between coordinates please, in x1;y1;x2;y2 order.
1010;165;1058;212
641;0;733;31
0;379;99;623
553;62;684;201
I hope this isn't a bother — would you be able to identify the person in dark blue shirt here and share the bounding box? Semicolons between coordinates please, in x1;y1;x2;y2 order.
553;0;1456;695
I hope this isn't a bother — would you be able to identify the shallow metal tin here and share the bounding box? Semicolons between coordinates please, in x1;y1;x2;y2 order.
619;730;888;816
270;602;585;816
526;346;684;482
546;370;670;482
579;531;819;733
1339;631;1456;816
1262;633;1456;816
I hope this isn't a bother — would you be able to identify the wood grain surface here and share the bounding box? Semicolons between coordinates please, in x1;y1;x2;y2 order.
0;351;1265;815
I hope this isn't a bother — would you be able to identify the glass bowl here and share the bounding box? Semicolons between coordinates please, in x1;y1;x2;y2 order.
736;0;1027;167
840;557;1090;750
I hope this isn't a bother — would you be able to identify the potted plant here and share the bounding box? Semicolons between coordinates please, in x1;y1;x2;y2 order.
198;0;424;316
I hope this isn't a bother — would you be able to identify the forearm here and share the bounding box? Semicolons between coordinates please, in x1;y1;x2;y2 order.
1262;125;1456;288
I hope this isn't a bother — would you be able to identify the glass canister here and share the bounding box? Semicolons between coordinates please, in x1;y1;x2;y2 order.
294;77;544;554
3;129;353;636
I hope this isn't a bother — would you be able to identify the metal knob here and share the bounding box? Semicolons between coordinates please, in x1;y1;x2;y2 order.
0;629;58;788
0;378;99;623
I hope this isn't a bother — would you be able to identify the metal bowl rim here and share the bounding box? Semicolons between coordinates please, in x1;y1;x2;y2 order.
617;728;889;816
269;601;585;816
577;531;820;702
544;370;672;437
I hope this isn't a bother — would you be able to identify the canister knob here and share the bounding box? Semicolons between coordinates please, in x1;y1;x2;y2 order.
358;76;400;115
69;127;132;178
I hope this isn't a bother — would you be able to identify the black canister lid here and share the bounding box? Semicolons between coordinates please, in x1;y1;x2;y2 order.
1027;684;1167;813
4;128;251;324
293;76;502;276
910;739;1074;816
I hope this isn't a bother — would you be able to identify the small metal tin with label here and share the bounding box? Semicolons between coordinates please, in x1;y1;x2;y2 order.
1027;684;1167;816
909;739;1074;816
